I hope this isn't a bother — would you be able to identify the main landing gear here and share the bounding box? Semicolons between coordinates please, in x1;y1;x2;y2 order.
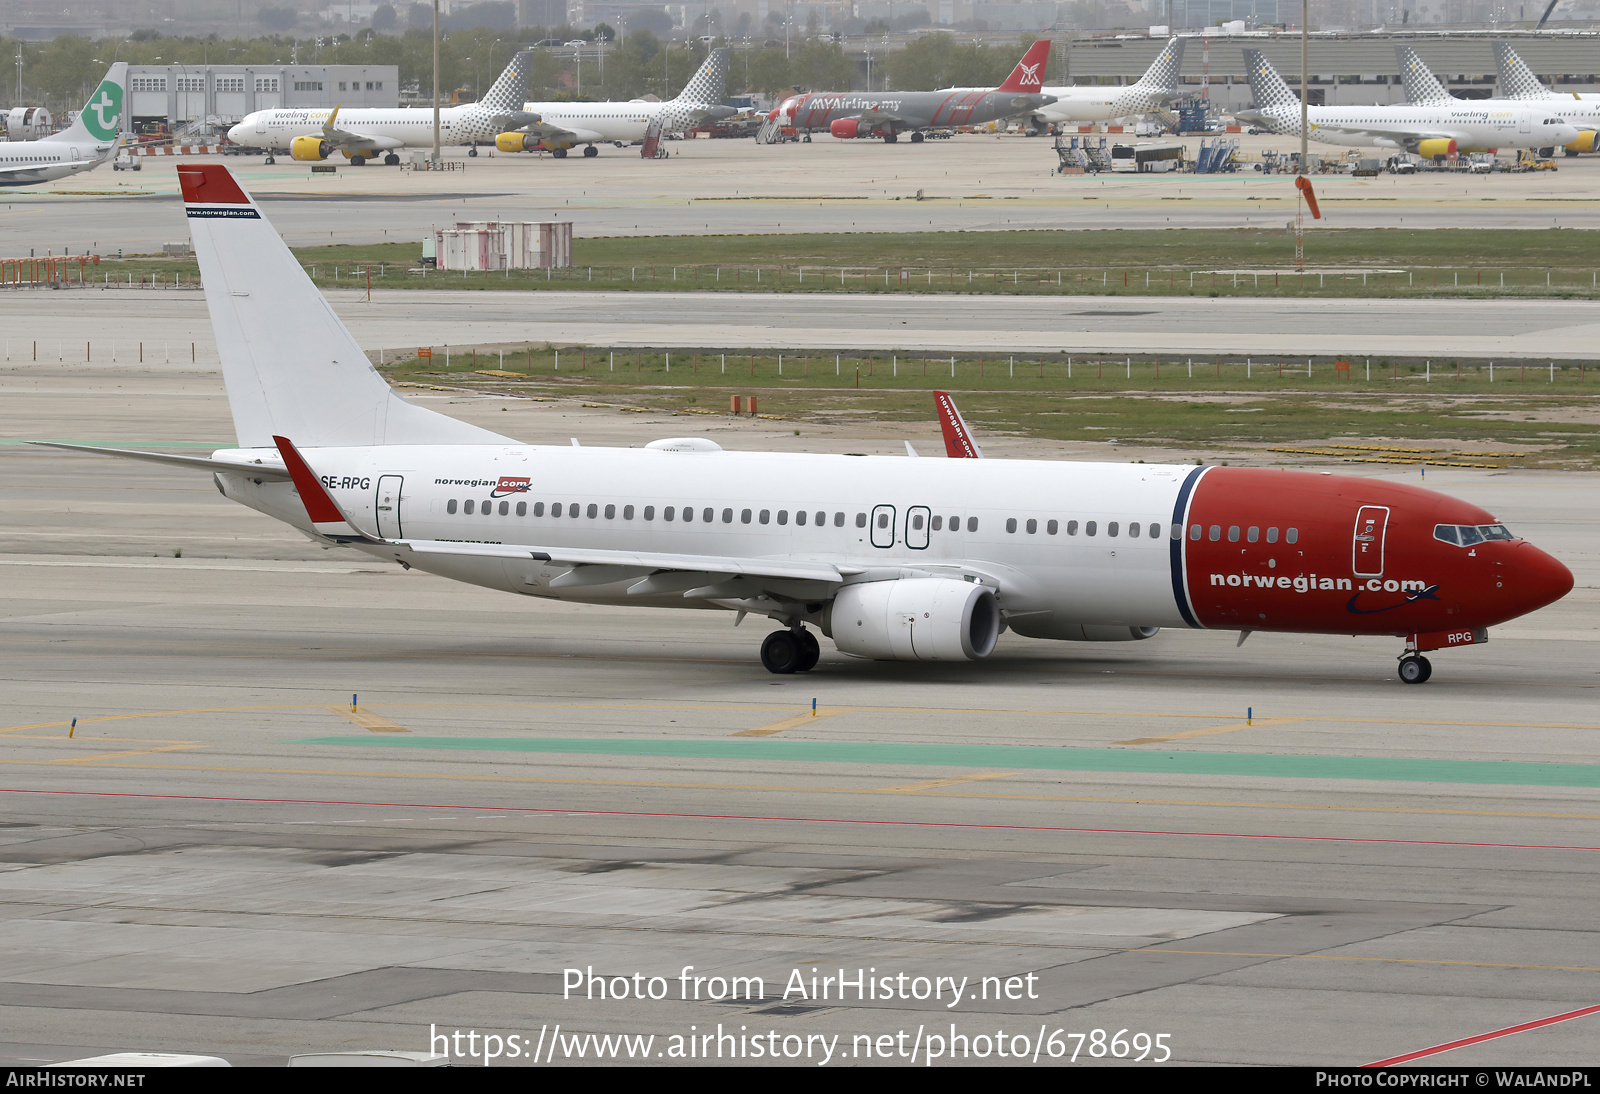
384;152;401;166
583;144;599;157
1397;654;1432;685
552;147;568;159
760;628;820;674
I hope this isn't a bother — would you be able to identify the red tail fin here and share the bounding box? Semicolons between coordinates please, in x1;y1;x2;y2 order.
996;40;1051;93
933;391;983;458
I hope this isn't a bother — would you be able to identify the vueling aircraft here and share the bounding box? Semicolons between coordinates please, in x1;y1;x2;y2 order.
495;49;734;158
226;52;532;164
1395;43;1600;154
0;63;125;185
1239;49;1578;156
35;165;1573;682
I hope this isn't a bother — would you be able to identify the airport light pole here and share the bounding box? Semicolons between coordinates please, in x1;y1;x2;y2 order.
1299;0;1308;175
431;0;440;166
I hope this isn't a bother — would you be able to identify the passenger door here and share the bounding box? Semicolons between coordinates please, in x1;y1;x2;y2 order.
375;475;403;539
905;506;930;550
1352;505;1388;577
870;504;896;549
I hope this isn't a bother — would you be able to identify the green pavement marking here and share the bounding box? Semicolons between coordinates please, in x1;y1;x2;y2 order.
295;736;1600;788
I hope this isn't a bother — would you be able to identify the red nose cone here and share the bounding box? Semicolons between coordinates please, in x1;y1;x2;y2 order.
1514;542;1575;616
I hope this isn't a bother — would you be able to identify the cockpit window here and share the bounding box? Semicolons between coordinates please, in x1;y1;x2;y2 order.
1435;523;1515;546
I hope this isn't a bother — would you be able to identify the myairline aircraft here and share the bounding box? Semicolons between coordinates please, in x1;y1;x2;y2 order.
1238;49;1579;156
0;63;126;186
494;49;734;158
1396;43;1600;154
942;37;1185;131
225;51;532;164
37;163;1574;683
771;40;1056;143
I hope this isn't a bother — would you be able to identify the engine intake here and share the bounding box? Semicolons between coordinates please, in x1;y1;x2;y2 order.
1565;130;1600;154
290;136;332;161
826;578;1000;661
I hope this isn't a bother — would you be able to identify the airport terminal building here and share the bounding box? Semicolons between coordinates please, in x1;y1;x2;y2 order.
123;64;399;136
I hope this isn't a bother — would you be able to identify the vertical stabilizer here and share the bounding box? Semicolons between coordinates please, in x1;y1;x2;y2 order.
674;48;730;105
996;40;1052;93
1134;37;1186;94
933;391;983;458
179;164;513;448
43;63;127;144
1494;42;1554;99
478;51;535;114
1243;49;1302;134
1396;45;1452;105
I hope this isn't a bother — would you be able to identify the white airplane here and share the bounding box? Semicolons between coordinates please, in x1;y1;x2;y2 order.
1239;49;1579;157
1396;44;1600;154
950;37;1185;131
225;51;533;165
34;164;1574;684
495;49;733;158
0;63;126;186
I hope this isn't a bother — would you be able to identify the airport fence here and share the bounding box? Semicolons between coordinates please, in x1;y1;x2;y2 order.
309;262;1600;299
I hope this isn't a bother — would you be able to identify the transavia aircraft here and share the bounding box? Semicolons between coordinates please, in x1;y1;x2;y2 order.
0;63;126;186
1238;49;1579;155
495;49;734;158
944;37;1185;131
771;40;1056;143
36;164;1574;683
225;51;532;164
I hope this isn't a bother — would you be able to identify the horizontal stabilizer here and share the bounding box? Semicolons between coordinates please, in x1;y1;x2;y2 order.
28;441;292;480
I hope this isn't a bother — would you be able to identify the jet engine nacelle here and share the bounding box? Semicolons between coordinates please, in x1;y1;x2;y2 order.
830;119;865;139
1416;138;1458;160
825;578;1000;662
1564;130;1600;154
496;132;539;153
290;136;332;161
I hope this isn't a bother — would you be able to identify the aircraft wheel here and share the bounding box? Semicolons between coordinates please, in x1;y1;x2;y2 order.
760;630;802;674
1398;655;1432;684
883;133;898;143
583;144;599;157
384;153;400;166
552;148;568;159
802;134;811;143
910;131;924;143
350;155;367;165
795;629;820;672
264;155;275;165
468;146;479;157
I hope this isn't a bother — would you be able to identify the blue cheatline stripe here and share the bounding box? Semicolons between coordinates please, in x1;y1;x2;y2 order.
1169;464;1208;629
293;736;1600;788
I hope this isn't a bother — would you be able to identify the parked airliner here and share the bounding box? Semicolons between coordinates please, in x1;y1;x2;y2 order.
35;165;1573;682
1239;49;1579;156
225;52;532;164
0;63;125;185
495;49;734;158
943;37;1185;132
1396;44;1600;154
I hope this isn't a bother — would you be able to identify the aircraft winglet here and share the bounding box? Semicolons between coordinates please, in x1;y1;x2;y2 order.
933;391;983;458
272;435;377;541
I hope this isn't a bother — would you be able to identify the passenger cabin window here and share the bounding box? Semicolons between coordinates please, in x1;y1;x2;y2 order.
1151;523;1162;539
1086;521;1097;537
1128;522;1139;538
447;499;457;514
1047;520;1058;535
778;510;789;525
834;512;844;527
856;513;867;528
624;505;634;519
664;506;675;521
464;500;475;515
534;502;545;516
1026;518;1037;534
1068;520;1079;535
1108;522;1119;538
876;512;888;529
723;508;733;523
932;516;943;531
703;508;713;523
1006;518;1017;533
1228;526;1240;542
1190;524;1201;540
499;501;509;515
967;517;979;532
1209;525;1221;541
1247;527;1259;543
1286;528;1299;544
516;502;526;516
761;510;771;525
797;510;808;526
910;513;922;530
815;511;826;526
605;504;615;519
741;509;752;524
644;506;655;520
569;504;580;519
682;507;693;523
1266;527;1279;543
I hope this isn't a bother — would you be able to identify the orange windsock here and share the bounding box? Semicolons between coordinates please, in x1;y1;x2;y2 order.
1295;175;1322;220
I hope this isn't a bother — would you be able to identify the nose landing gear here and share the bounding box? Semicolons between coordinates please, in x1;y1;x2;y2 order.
760;628;820;674
1397;655;1432;684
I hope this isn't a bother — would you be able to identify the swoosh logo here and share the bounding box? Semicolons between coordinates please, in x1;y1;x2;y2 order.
1346;584;1441;614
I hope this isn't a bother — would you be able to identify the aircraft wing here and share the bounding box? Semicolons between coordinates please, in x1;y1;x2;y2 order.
850;108;909;127
1310;120;1463;144
513;121;605;144
320;106;404;152
391;539;855;585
